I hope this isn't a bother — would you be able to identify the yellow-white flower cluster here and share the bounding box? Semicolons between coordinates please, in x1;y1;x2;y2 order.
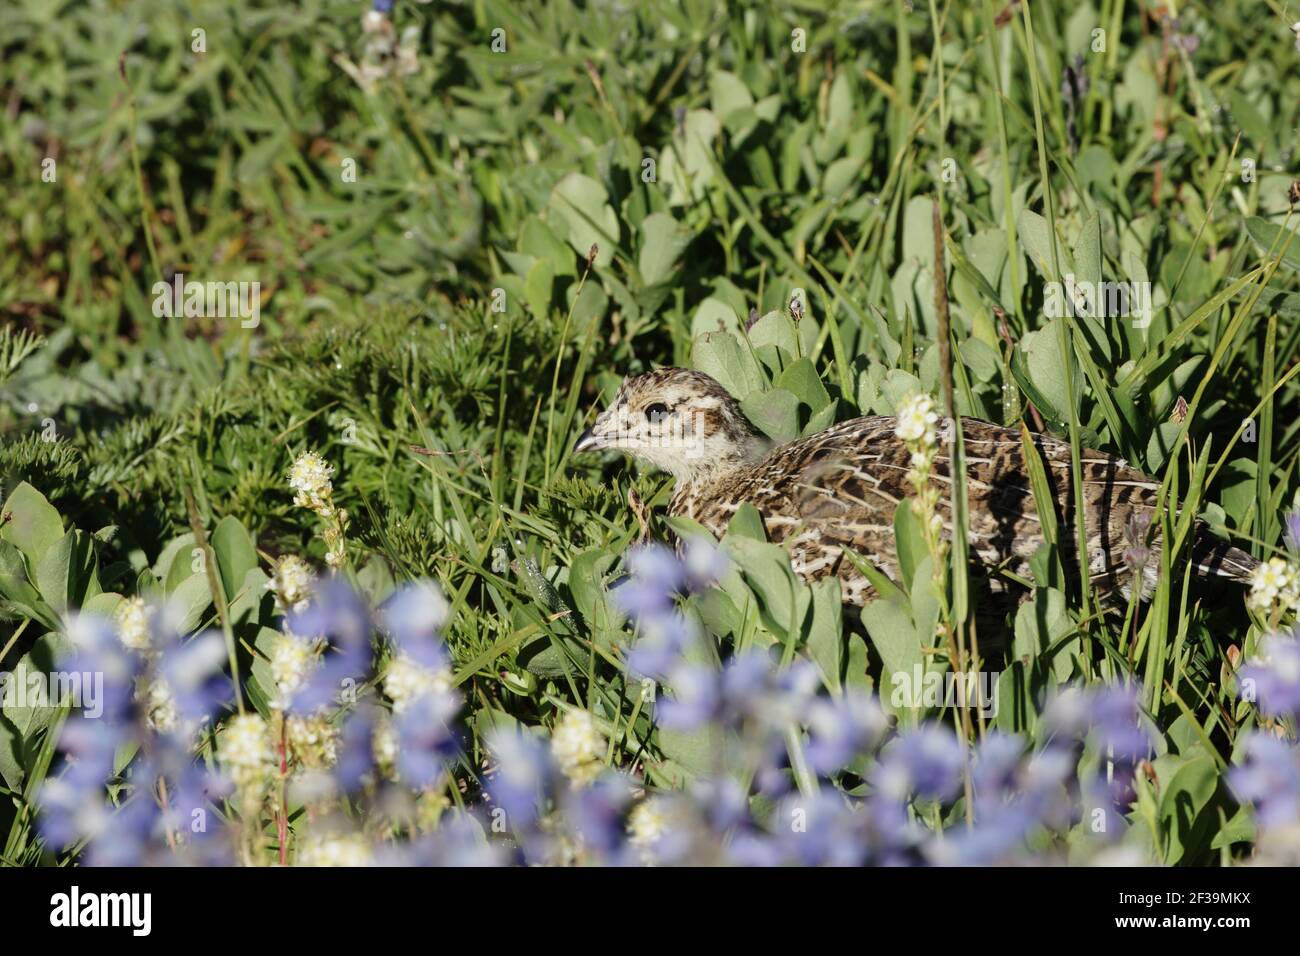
373;715;400;779
296;832;371;867
894;392;945;542
627;797;670;847
383;653;453;714
1247;556;1300;618
267;555;315;613
895;392;940;450
140;675;178;734
114;596;152;651
269;631;321;710
220;713;276;798
289;451;336;517
286;714;339;770
551;709;605;787
288;452;349;569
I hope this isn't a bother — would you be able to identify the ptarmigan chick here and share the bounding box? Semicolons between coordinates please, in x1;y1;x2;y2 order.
574;367;1257;609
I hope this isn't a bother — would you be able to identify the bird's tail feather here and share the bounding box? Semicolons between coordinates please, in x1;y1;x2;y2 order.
1190;535;1258;583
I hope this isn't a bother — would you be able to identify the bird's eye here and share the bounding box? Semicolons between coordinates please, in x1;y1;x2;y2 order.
644;402;671;423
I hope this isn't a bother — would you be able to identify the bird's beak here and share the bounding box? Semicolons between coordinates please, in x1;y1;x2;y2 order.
572;427;602;454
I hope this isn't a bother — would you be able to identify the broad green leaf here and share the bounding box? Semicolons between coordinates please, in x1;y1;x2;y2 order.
1155;755;1220;865
82;591;125;619
548;172;619;268
1016;208;1074;281
637;212;692;287
519;216;576;276
33;530;100;613
0;482;64;570
0;713;24;790
1071;210;1102;290
0;538;49;619
709;70;754;121
692;329;767;400
725;502;767;542
721;536;806;638
893;500;927;587
210;516;259;606
806;576;842;693
691;296;742;338
1016;319;1074;424
524;257;555;318
1244;216;1300;272
774;358;832;415
169;573;215;635
861;598;923;721
740;387;800;443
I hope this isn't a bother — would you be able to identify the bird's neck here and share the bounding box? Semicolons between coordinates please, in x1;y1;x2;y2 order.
667;442;766;519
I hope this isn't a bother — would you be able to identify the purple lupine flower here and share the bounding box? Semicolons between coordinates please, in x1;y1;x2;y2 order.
285;578;374;715
393;689;462;790
1088;684;1152;762
1240;631;1300;721
137;743;234;866
332;703;379;793
804;690;888;775
717;649;771;705
717;652;819;730
79;792;157;866
386;813;508;867
753;737;798;799
37;718;133;851
614;542;723;681
1043;683;1152;762
968;732;1026;805
1284;511;1300;553
486;726;554;833
561;772;635;862
39;615;143;858
929;805;1030;866
690;776;750;833
860;793;924;863
871;724;965;802
1229;732;1300;830
624;612;692;680
63;613;139;721
740;657;820;727
773;787;869;866
724;828;785;866
657;663;721;730
155;630;231;730
382;581;452;669
681;538;729;591
626;544;687;592
930;735;1077;865
41;605;239;866
425;813;509;867
612;545;685;619
1020;745;1077;829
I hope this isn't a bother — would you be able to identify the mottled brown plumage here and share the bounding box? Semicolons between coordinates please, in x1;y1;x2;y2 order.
574;367;1257;610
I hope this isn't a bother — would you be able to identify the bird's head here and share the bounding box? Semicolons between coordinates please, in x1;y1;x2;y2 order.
572;367;769;481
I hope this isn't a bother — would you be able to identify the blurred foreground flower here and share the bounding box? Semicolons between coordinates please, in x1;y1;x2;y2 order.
551;709;604;787
1239;630;1300;721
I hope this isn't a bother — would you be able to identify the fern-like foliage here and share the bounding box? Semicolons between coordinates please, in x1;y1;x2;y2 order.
0;327;44;385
